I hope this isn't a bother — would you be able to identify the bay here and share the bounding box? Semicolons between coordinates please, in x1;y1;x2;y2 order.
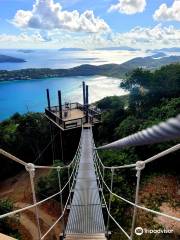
0;76;127;120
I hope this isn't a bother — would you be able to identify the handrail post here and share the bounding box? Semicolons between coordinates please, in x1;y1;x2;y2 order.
101;166;105;205
130;161;145;240
49;123;55;164
106;168;114;234
68;166;71;206
57;167;65;236
26;163;41;240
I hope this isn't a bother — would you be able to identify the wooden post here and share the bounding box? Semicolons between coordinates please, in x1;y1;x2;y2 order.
83;81;86;106
86;85;89;123
58;90;63;119
46;89;51;110
86;85;89;105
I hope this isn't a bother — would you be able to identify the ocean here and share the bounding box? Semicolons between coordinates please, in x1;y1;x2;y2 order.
0;49;143;120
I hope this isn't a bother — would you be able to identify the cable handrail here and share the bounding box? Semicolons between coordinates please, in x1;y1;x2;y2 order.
0;150;80;220
99;173;131;239
95;148;136;170
40;153;79;240
94;150;180;222
0;127;83;171
95;143;180;170
102;186;130;239
0;149;28;167
97;115;180;150
35;139;82;170
1;117;180;239
33;131;59;164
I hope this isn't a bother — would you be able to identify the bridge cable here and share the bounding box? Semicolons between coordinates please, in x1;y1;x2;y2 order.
94;155;131;239
40;154;80;240
0;154;79;220
97;114;180;150
94;149;180;222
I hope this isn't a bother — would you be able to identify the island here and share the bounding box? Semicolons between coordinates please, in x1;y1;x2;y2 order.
59;48;86;51
0;54;26;63
0;55;179;82
96;46;140;51
17;50;35;53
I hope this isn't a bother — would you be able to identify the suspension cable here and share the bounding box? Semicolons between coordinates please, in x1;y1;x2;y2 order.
57;167;65;232
94;158;130;239
40;154;79;240
106;169;114;232
33;132;59;164
95;143;180;170
0;155;79;220
34;129;82;170
94;152;180;222
97;115;180;150
0;149;27;167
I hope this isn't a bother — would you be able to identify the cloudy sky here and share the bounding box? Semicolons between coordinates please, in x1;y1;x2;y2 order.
0;0;179;49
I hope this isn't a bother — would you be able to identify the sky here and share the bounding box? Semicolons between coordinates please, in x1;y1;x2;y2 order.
0;0;179;49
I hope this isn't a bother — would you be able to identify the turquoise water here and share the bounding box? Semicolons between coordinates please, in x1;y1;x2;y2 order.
0;76;127;120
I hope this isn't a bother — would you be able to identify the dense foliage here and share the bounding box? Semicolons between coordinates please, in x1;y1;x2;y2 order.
0;113;50;179
0;63;179;238
0;112;80;180
94;64;180;238
0;199;20;239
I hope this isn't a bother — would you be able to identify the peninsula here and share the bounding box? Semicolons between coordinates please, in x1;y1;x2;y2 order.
0;54;26;63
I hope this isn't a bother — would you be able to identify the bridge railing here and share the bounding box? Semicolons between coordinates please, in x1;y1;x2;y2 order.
92;115;180;240
0;127;84;240
45;102;102;130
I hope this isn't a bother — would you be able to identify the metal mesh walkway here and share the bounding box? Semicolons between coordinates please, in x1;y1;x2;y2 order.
65;128;105;234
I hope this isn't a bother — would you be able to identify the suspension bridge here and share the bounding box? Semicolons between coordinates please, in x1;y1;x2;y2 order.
0;82;180;240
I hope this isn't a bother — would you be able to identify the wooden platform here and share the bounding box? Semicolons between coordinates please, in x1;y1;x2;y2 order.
55;109;85;121
65;233;107;240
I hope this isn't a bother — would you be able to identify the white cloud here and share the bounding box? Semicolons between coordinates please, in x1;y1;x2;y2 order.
12;0;110;33
108;0;146;14
153;0;180;21
0;32;46;43
0;25;179;50
110;24;180;49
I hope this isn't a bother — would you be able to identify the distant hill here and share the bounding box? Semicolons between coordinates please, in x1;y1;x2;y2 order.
120;55;180;70
59;48;86;51
0;54;26;63
151;52;166;58
153;47;180;53
0;55;179;81
96;46;140;51
17;50;35;53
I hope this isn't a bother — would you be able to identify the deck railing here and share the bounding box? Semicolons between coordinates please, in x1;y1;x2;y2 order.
45;102;101;130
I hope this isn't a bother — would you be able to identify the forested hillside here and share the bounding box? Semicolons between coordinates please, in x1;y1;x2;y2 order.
0;63;179;239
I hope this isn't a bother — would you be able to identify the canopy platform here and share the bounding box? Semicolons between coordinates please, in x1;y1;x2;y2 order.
45;82;101;131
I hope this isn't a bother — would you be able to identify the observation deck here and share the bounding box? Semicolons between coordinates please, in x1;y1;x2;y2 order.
45;82;101;131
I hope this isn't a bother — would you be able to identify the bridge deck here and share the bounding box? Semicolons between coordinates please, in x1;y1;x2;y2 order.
65;128;105;235
65;233;107;240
